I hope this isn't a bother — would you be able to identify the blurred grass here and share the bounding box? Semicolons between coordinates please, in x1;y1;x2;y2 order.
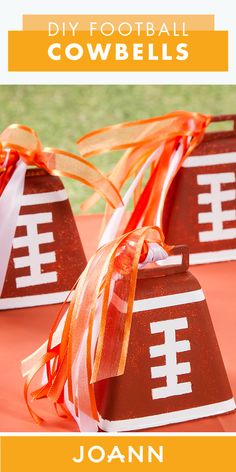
1;85;236;213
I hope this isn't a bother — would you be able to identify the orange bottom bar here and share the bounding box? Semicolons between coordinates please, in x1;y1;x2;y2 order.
1;436;236;472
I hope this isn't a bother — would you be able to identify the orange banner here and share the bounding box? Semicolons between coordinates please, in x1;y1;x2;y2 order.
8;14;228;72
8;31;228;72
1;436;236;471
22;14;215;31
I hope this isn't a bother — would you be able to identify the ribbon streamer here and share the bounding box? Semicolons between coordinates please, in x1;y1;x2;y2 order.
77;111;211;231
0;156;27;294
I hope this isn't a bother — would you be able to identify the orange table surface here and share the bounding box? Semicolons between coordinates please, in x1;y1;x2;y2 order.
0;214;236;433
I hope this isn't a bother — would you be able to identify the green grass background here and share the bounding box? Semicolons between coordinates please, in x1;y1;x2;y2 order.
1;85;235;213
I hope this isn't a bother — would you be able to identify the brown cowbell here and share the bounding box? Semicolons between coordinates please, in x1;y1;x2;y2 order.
163;115;236;265
0;169;86;310
95;246;235;432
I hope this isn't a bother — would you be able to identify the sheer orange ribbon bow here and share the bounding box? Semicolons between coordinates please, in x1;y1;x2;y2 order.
0;124;122;208
77;111;211;231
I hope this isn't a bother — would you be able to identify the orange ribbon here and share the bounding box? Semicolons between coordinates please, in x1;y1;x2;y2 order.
0;124;122;208
24;226;170;429
77;111;211;229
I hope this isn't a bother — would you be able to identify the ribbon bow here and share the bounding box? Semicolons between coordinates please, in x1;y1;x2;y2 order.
77;111;211;234
0;124;122;207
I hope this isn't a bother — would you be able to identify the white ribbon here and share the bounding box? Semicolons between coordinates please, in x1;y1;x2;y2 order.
155;139;184;227
138;242;168;268
0;155;27;296
98;144;164;248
